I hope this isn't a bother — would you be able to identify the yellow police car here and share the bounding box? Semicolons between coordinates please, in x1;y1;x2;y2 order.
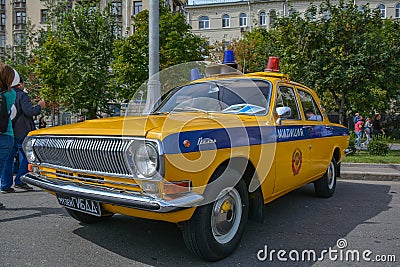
22;52;349;261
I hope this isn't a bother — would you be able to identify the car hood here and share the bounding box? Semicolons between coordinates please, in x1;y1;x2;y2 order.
28;113;263;139
28;116;161;137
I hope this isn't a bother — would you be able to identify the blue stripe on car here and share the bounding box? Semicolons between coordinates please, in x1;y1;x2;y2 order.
161;125;349;155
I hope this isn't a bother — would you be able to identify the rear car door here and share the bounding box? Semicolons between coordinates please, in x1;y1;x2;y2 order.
297;87;333;177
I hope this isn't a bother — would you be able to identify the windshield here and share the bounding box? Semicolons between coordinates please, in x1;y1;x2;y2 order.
153;79;271;115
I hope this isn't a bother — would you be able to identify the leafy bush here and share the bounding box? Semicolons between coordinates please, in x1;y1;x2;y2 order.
347;131;358;155
367;139;389;156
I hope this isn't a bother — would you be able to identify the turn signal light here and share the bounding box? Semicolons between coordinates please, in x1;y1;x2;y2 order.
163;181;191;195
28;164;33;172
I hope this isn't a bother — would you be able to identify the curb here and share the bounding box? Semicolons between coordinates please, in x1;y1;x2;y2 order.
341;162;400;171
340;162;400;181
339;172;400;182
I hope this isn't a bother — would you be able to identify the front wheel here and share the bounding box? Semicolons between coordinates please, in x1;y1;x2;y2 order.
314;157;337;198
181;178;249;261
65;208;114;224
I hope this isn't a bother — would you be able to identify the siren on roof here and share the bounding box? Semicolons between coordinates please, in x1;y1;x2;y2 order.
265;56;279;72
190;68;201;81
222;50;238;70
205;49;241;77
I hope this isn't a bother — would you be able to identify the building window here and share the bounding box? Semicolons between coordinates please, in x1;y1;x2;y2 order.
0;0;4;6
222;14;230;28
239;13;247;27
323;11;331;20
133;1;142;15
14;0;26;8
377;4;386;18
113;23;122;37
1;13;5;26
14;33;25;46
0;35;5;48
111;1;122;16
288;8;298;17
396;3;400;18
15;11;26;25
41;9;48;24
199;16;209;29
269;10;276;26
259;12;266;26
306;11;316;21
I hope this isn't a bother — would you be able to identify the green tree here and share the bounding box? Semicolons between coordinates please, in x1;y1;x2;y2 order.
112;4;208;100
234;1;400;124
34;33;71;124
34;1;118;119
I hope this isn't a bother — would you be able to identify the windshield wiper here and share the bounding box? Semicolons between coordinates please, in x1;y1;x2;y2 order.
151;111;170;115
171;107;209;114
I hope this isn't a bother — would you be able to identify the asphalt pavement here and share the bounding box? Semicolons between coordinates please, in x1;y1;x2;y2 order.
0;180;399;267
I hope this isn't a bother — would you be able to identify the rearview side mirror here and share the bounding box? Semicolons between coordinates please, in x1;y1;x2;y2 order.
276;106;292;125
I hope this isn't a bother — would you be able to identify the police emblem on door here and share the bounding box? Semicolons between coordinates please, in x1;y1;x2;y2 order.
292;148;302;176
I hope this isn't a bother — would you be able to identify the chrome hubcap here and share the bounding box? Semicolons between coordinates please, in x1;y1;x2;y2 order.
211;188;242;244
327;161;335;190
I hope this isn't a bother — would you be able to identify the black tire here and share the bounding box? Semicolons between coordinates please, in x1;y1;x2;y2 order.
181;177;249;261
65;208;114;224
314;157;337;198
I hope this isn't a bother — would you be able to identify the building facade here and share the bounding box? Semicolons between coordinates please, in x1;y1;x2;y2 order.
0;0;186;59
185;0;400;44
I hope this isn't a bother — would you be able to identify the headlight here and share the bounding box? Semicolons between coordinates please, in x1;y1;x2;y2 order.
24;138;37;163
134;143;158;177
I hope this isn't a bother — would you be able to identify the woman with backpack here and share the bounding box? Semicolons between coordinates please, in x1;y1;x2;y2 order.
0;64;17;207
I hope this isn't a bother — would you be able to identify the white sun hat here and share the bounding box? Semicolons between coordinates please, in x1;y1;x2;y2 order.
11;69;20;87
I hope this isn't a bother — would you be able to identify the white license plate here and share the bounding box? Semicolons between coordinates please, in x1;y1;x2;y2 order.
56;194;101;216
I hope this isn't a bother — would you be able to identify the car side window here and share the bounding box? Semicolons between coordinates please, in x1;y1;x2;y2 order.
276;86;301;120
298;89;323;121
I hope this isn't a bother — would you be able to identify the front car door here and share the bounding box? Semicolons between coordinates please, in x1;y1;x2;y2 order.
273;84;312;194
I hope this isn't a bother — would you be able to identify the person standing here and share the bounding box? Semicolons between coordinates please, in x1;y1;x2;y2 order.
1;77;45;193
372;114;385;137
0;64;16;205
353;112;359;125
38;116;47;128
354;116;364;149
362;117;372;148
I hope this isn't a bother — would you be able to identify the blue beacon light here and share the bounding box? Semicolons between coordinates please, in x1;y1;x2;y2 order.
222;50;238;70
190;68;201;81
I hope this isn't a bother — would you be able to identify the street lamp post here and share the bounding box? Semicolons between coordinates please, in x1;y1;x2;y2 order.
144;0;161;113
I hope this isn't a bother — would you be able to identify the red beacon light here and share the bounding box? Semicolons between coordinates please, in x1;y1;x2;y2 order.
265;56;280;72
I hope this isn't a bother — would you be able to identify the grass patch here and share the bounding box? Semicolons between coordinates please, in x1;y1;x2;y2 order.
343;150;400;164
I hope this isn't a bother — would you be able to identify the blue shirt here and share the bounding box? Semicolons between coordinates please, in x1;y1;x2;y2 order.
1;89;16;137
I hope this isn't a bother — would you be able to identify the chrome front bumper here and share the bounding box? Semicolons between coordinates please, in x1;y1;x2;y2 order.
21;173;204;213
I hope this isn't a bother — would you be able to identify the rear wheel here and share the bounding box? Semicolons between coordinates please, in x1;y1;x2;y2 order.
181;177;249;261
314;157;337;198
65;208;114;224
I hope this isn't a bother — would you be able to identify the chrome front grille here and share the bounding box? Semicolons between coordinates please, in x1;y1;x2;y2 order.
33;136;133;177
